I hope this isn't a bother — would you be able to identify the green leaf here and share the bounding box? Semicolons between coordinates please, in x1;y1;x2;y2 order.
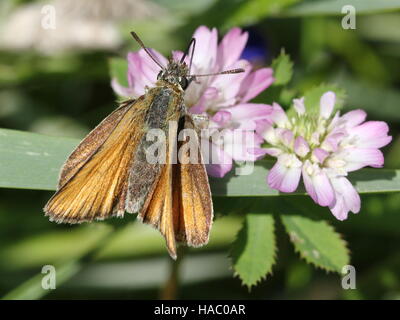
2;260;81;300
0;224;113;270
211;163;400;196
0;217;243;270
284;0;400;17
303;84;346;114
281;214;349;272
231;213;276;288
108;57;128;88
1;224;114;300
1;129;400;196
0;129;77;191
179;0;300;34
271;50;294;86
334;72;400;121
223;0;300;28
323;20;390;84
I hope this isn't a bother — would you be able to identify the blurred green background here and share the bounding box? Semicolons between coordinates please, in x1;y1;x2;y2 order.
0;0;399;299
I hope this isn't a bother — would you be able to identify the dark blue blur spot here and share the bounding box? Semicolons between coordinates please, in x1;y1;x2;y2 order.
241;27;269;67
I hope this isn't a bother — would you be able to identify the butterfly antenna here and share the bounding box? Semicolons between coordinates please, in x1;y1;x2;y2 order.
180;38;196;73
130;31;165;70
190;68;245;78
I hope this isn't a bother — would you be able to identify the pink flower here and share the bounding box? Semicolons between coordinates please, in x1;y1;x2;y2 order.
259;92;392;220
112;26;274;177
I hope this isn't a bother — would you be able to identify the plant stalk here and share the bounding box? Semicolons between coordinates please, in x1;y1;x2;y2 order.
160;246;185;300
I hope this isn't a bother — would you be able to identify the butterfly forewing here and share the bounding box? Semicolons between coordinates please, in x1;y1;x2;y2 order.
44;97;149;223
58;101;133;189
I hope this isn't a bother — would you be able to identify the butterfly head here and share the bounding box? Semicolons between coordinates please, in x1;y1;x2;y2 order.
130;31;244;92
157;59;191;90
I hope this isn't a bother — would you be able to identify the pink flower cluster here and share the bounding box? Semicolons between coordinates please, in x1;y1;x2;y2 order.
111;25;392;221
112;26;274;177
259;93;392;220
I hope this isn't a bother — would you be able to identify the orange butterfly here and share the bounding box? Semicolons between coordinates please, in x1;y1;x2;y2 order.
44;32;243;259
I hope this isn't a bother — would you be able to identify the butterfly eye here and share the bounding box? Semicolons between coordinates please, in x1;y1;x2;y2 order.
179;77;188;90
157;70;163;80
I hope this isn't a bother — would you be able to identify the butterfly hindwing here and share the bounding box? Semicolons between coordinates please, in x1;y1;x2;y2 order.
139;143;177;258
136;116;179;258
173;114;213;247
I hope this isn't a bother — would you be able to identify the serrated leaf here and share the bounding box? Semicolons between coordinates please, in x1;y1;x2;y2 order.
303;84;346;114
231;213;276;288
271;50;293;86
281;214;349;272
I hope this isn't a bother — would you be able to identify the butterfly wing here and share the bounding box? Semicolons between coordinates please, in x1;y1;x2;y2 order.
139;114;213;258
173;114;213;247
136;118;179;258
58;100;134;189
44;98;148;223
138;141;177;258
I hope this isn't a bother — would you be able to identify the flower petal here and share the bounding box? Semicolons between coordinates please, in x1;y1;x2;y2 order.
302;162;335;206
312;148;329;164
238;67;274;103
294;136;310;157
189;87;219;114
329;196;347;221
329;177;361;220
293;97;305;115
281;129;294;147
249;147;282;157
127;49;165;95
343;148;384;171
201;138;233;177
320;91;336;119
110;78;136;98
211;110;232;127
191;26;218;72
221;129;261;162
228;103;272;121
321;132;344;152
217;27;248;69
267;154;302;193
349;121;392;149
208;59;249;106
302;162;318;203
313;170;335;206
269;103;289;127
341;109;367;128
219;103;272;130
262;125;279;145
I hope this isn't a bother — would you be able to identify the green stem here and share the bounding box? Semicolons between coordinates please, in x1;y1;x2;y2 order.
160;246;185;300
